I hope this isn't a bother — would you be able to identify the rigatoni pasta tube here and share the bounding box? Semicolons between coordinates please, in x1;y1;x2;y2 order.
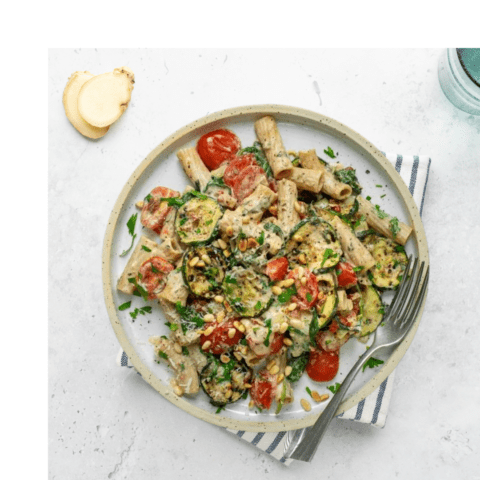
158;269;189;305
177;147;211;191
330;216;375;270
357;196;412;246
277;179;301;232
254;116;293;179
286;167;323;193
299;149;351;200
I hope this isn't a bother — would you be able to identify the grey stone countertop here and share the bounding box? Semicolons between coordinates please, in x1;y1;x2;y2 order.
49;48;480;479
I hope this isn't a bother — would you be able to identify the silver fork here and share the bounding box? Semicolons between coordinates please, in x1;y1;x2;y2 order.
284;257;429;462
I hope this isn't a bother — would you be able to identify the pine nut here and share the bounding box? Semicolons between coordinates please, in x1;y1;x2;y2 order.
249;400;255;409
201;341;211;350
234;352;243;361
225;389;233;399
279;322;289;334
287;303;298;311
297;267;305;277
285;366;292;377
135;200;144;209
227;328;236;338
277;374;284;384
173;386;184;396
226;226;234;237
242;216;250;224
282;278;295;288
196;260;205;268
283;338;293;346
239;239;247;252
223;250;231;258
201;254;212;265
173;343;182;354
294;201;302;213
216;310;226;323
204;314;215;322
270;365;280;375
298;253;307;264
220;354;230;363
300;276;307;286
214;295;224;303
272;286;283;295
289;319;304;329
311;391;329;403
189;256;200;267
300;398;312;412
204;326;214;336
292;233;303;242
267;359;276;370
218;238;228;250
244;383;252;389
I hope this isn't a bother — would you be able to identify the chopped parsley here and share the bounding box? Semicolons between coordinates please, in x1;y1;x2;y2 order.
278;285;297;304
324;146;336;158
120;213;138;257
320;248;335;268
118;301;131;311
158;351;168;360
334;168;362;194
306;387;313;397
375;205;388;219
175;302;205;333
141;245;152;252
264;222;284;238
327;382;341;394
389;217;400;237
263;319;272;346
362;357;384;372
257;230;265;245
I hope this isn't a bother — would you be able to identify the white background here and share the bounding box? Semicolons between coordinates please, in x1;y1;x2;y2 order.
44;47;480;479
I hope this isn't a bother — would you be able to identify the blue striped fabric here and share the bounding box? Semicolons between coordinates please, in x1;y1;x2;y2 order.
117;153;431;466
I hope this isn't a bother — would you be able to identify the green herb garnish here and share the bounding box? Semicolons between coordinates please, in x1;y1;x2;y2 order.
324;146;336;158
389;217;400;237
278;285;297;304
327;382;341;394
120;213;138;257
141;245;152;252
118;301;131;311
362;357;384;372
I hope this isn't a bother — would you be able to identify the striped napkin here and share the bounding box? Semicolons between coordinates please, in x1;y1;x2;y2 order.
116;153;431;465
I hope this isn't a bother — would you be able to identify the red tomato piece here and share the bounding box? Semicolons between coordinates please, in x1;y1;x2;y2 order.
247;331;285;358
250;370;277;410
199;319;244;355
196;129;241;170
136;257;174;300
231;165;267;203
141;186;180;235
266;257;289;282
287;268;318;309
306;349;339;382
336;262;358;289
223;154;257;187
268;333;285;356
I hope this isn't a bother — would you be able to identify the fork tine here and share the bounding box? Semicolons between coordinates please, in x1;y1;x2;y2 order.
384;255;413;316
387;256;418;320
398;265;429;330
398;261;425;321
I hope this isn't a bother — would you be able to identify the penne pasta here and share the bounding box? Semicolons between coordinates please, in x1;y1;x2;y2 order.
286;167;323;193
254;116;293;179
177;147;212;191
330;216;376;270
357;196;412;245
276;178;301;232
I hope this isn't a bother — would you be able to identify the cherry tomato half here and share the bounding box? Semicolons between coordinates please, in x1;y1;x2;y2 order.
232;165;267;203
196;129;241;170
141;186;180;235
250;370;277;410
287;267;318;309
306;349;339;382
266;257;289;282
223;154;257;186
137;256;174;300
336;261;358;289
199;319;244;355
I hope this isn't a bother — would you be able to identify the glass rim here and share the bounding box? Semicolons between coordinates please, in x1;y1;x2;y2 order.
456;48;480;88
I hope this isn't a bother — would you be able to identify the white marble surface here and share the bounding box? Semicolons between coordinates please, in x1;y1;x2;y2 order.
49;49;480;479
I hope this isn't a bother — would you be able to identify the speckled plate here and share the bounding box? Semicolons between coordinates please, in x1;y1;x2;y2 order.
102;105;429;432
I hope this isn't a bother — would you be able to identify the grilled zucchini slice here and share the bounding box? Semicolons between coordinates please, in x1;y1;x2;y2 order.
183;246;227;298
222;266;273;317
368;236;408;289
200;355;251;407
175;195;223;245
360;286;384;336
285;217;342;272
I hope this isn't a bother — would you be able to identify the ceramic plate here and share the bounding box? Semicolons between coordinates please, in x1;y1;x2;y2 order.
102;105;429;432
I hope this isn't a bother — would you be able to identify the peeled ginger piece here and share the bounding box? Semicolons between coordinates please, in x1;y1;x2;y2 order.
77;67;135;128
63;71;110;139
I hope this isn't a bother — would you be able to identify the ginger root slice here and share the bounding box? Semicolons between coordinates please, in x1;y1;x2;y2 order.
62;71;110;139
77;66;135;128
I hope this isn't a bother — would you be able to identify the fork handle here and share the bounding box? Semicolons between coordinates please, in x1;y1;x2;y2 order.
286;344;383;462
